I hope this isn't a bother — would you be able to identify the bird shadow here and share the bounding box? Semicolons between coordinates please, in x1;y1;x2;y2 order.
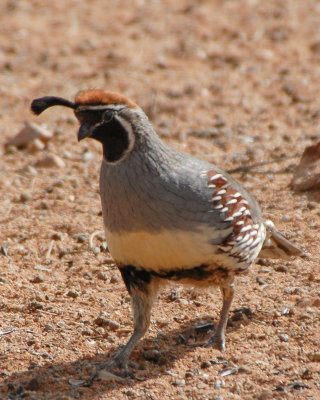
1;309;252;399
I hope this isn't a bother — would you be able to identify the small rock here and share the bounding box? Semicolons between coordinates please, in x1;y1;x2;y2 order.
25;375;42;391
51;232;63;241
92;246;100;254
291;141;320;190
168;289;179;301
238;365;251;374
20;192;32;203
82;151;94;161
28;138;45;152
256;276;267;285
201;361;211;369
30;275;44;284
185;371;194;378
35;154;65;168
110;274;120;283
307;201;317;210
67;290;80;298
100;242;108;252
81;328;94;336
97;271;109;281
123;388;137;396
97;369;126;383
94;316;120;330
312;299;320;307
29;301;44;311
43;324;54;332
69;379;86;387
214;380;223;389
274;265;287;272
172;379;185;387
1;244;8;256
279;334;289;342
6;122;52;148
307;352;320;362
258;389;273;400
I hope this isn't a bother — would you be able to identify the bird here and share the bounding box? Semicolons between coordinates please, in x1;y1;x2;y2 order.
31;89;301;376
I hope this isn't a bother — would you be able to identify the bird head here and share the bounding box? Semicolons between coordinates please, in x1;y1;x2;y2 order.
31;89;142;163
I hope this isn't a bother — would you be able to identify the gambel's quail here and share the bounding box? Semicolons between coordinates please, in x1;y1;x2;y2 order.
31;89;301;375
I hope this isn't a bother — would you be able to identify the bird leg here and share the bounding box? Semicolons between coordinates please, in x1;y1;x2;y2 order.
98;266;160;377
204;279;235;351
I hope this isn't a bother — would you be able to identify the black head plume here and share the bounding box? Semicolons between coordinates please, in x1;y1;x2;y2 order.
31;96;76;115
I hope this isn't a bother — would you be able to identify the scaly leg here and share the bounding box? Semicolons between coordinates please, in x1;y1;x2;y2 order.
204;279;235;351
99;266;160;376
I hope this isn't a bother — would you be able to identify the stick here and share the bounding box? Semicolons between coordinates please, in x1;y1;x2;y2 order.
227;153;300;174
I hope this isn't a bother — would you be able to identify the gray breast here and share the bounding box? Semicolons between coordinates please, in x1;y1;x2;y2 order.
99;142;261;238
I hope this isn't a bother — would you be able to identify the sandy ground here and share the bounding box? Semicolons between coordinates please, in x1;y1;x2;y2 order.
0;0;320;399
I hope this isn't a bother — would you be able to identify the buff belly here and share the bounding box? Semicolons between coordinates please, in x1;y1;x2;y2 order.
104;226;236;276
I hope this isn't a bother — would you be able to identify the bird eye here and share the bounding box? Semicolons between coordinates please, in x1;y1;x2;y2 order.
103;110;114;123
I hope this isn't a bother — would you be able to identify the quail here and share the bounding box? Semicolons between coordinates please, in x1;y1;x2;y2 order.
31;89;301;375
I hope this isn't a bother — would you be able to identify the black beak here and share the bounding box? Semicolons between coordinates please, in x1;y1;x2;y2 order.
77;124;92;141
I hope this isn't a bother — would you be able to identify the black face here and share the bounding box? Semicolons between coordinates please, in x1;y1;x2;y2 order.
91;118;130;163
77;108;131;163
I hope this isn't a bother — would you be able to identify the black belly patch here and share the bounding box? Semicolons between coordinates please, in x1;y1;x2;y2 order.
119;265;152;294
119;264;229;293
153;264;215;281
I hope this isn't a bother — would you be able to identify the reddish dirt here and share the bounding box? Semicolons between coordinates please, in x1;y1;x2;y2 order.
0;1;320;399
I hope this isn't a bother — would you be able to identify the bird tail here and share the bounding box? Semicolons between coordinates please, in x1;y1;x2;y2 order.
259;220;302;260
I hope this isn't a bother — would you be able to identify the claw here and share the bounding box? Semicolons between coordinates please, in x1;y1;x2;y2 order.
204;332;225;351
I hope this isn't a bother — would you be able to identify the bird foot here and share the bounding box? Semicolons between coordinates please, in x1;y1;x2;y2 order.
89;355;139;384
203;332;225;351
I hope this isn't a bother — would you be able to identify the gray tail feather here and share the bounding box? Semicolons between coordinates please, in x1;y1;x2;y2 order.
259;220;302;260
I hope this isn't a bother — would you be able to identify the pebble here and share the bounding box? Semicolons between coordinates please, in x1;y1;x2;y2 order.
26;375;42;391
110;274;120;283
307;201;317;210
256;276;267;285
51;232;63;241
43;324;54;332
6;122;52;148
92;246;100;254
201;361;211;369
20;192;32;203
94;316;120;330
214;380;223;389
0;244;8;256
172;379;185;387
69;379;85;388
81;328;94;336
67;290;80;298
82;151;94;161
30;275;44;284
307;352;320;362
97;271;109;281
35;154;65;168
238;365;251;374
28;138;45;152
279;334;289;342
97;369;126;383
258;390;273;400
123;389;137;396
168;289;180;301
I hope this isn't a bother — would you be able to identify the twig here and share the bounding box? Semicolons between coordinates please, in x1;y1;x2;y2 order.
0;327;15;336
45;240;55;259
227;153;300;174
89;230;105;249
